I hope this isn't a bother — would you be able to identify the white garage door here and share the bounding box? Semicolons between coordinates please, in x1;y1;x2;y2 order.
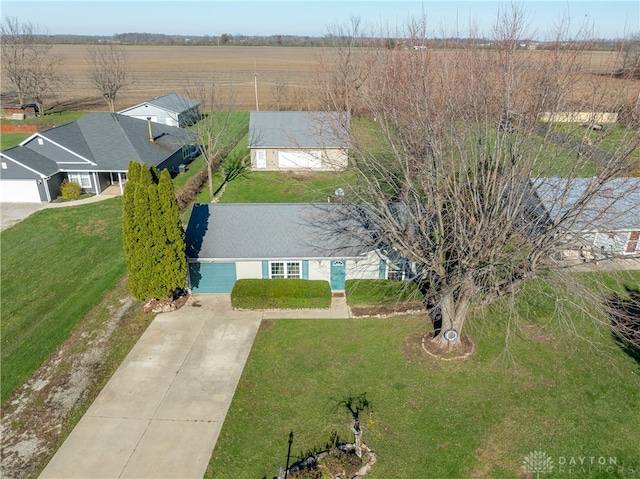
278;151;322;169
0;180;42;203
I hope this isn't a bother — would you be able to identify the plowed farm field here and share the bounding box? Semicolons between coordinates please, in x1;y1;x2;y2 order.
4;45;328;112
1;45;635;113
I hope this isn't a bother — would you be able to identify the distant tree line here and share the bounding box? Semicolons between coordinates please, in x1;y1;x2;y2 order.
31;32;640;52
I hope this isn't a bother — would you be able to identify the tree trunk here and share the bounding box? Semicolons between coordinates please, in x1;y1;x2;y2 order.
430;282;473;350
207;161;214;201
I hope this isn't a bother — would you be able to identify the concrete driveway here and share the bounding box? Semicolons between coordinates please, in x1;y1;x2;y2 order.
0;202;45;231
39;294;263;479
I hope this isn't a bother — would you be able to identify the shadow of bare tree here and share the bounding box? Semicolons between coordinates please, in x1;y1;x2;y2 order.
608;286;640;366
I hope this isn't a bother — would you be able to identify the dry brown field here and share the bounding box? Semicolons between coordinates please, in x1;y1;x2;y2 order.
7;45;327;112
1;45;637;113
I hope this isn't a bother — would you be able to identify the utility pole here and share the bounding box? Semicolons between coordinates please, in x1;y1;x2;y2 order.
254;58;259;111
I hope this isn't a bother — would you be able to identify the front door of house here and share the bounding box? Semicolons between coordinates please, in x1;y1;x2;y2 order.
330;260;346;290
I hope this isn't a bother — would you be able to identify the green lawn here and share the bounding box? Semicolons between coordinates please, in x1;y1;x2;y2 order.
551;123;640;160
1;111;86;127
1;111;88;149
0;133;30;149
219;170;348;203
207;271;640;478
0;199;126;402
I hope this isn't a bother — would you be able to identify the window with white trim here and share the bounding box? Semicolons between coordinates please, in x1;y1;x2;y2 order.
270;261;301;279
67;172;92;189
386;261;409;281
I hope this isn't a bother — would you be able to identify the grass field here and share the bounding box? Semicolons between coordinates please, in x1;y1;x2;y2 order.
0;199;126;403
206;271;640;479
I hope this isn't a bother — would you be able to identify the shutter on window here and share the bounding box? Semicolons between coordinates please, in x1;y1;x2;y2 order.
302;260;309;280
262;261;269;279
378;259;386;279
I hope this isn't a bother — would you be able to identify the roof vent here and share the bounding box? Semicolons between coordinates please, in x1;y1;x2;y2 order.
147;117;155;143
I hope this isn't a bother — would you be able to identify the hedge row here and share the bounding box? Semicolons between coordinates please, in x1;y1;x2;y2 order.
176;166;209;211
231;279;332;310
345;279;422;306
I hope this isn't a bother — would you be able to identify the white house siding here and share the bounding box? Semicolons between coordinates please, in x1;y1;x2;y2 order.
594;231;640;255
250;148;348;171
236;261;263;279
307;252;381;281
346;251;383;280
230;253;381;284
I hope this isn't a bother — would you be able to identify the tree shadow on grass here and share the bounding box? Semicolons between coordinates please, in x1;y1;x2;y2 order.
607;286;640;366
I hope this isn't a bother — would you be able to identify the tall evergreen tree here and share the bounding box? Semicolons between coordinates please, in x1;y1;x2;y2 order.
146;182;166;298
122;162;187;301
158;169;187;296
129;174;154;300
122;161;139;268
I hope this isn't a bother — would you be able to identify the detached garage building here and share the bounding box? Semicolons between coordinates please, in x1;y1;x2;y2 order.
248;111;349;171
185;203;405;293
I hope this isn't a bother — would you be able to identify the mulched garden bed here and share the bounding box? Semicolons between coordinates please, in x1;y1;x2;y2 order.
349;301;424;318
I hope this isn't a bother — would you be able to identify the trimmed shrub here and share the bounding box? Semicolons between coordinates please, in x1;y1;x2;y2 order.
231;279;331;310
60;179;82;199
345;279;422;306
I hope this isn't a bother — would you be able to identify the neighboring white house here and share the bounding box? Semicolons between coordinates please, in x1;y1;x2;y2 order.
533;177;640;258
248;111;349;171
185;203;406;293
118;93;201;127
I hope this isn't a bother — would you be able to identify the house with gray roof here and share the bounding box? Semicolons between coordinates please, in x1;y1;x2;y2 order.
248;111;349;171
532;177;640;257
118;93;201;127
185;202;404;293
0;113;197;202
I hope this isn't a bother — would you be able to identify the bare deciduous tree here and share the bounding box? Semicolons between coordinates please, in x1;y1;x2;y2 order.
316;15;371;115
1;16;64;114
270;75;289;111
323;6;640;351
86;44;133;112
182;76;238;200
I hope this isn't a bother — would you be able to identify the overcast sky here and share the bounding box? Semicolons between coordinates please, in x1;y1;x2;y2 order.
2;1;638;39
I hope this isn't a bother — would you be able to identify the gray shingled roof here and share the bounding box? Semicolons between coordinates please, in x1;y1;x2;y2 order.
186;203;368;260
32;113;196;171
532;177;640;231
248;111;349;149
120;93;200;114
1;146;59;176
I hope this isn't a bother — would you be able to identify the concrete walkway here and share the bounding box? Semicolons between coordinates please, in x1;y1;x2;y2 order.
39;294;350;479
